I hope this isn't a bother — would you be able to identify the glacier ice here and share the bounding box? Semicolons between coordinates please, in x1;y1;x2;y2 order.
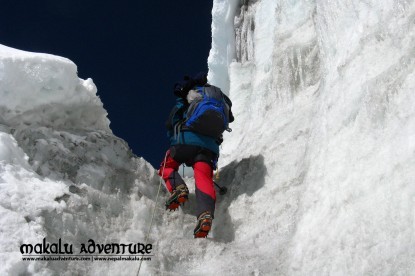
1;0;415;275
207;0;415;275
0;45;162;275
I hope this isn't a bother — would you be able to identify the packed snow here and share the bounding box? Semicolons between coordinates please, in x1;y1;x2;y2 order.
0;45;162;275
1;0;415;275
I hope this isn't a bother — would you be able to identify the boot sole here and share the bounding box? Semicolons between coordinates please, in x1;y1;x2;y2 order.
194;219;211;238
166;194;188;211
178;196;187;204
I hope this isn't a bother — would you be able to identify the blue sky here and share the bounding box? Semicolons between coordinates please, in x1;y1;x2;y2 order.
0;0;213;167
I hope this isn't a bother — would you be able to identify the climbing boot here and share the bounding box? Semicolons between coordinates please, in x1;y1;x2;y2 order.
193;211;213;238
165;184;189;211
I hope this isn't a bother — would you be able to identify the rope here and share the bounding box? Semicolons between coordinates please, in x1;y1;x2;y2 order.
136;151;168;276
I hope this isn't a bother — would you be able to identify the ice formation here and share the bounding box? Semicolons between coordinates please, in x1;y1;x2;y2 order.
1;0;415;275
0;45;161;275
207;0;415;275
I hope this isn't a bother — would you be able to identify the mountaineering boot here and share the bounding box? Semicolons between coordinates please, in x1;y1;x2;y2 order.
193;211;213;238
165;184;189;211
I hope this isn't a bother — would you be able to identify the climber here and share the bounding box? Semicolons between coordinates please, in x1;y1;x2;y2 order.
158;72;234;238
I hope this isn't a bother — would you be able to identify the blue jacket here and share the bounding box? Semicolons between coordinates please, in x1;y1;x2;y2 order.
166;97;220;155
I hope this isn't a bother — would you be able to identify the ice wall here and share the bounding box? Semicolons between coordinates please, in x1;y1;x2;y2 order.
207;0;415;275
208;0;240;94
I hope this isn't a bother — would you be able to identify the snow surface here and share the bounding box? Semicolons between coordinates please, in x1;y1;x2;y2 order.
1;0;415;275
0;45;162;275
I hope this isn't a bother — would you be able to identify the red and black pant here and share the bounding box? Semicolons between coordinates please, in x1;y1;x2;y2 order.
158;145;217;217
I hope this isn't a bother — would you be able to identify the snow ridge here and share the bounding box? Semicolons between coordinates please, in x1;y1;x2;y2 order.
0;45;161;275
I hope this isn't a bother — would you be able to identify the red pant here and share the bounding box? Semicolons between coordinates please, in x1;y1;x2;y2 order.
158;149;216;217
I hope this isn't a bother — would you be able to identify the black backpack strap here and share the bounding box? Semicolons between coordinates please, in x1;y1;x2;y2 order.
222;93;235;123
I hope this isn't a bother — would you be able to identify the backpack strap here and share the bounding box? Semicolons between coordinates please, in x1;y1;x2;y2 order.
173;119;186;143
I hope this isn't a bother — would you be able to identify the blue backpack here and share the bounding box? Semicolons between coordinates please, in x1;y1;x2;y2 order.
184;85;231;139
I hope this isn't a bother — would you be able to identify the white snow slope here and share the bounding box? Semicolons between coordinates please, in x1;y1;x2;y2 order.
1;0;415;275
0;45;161;275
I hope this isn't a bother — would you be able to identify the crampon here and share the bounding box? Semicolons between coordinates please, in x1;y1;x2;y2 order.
193;211;212;238
165;184;189;211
